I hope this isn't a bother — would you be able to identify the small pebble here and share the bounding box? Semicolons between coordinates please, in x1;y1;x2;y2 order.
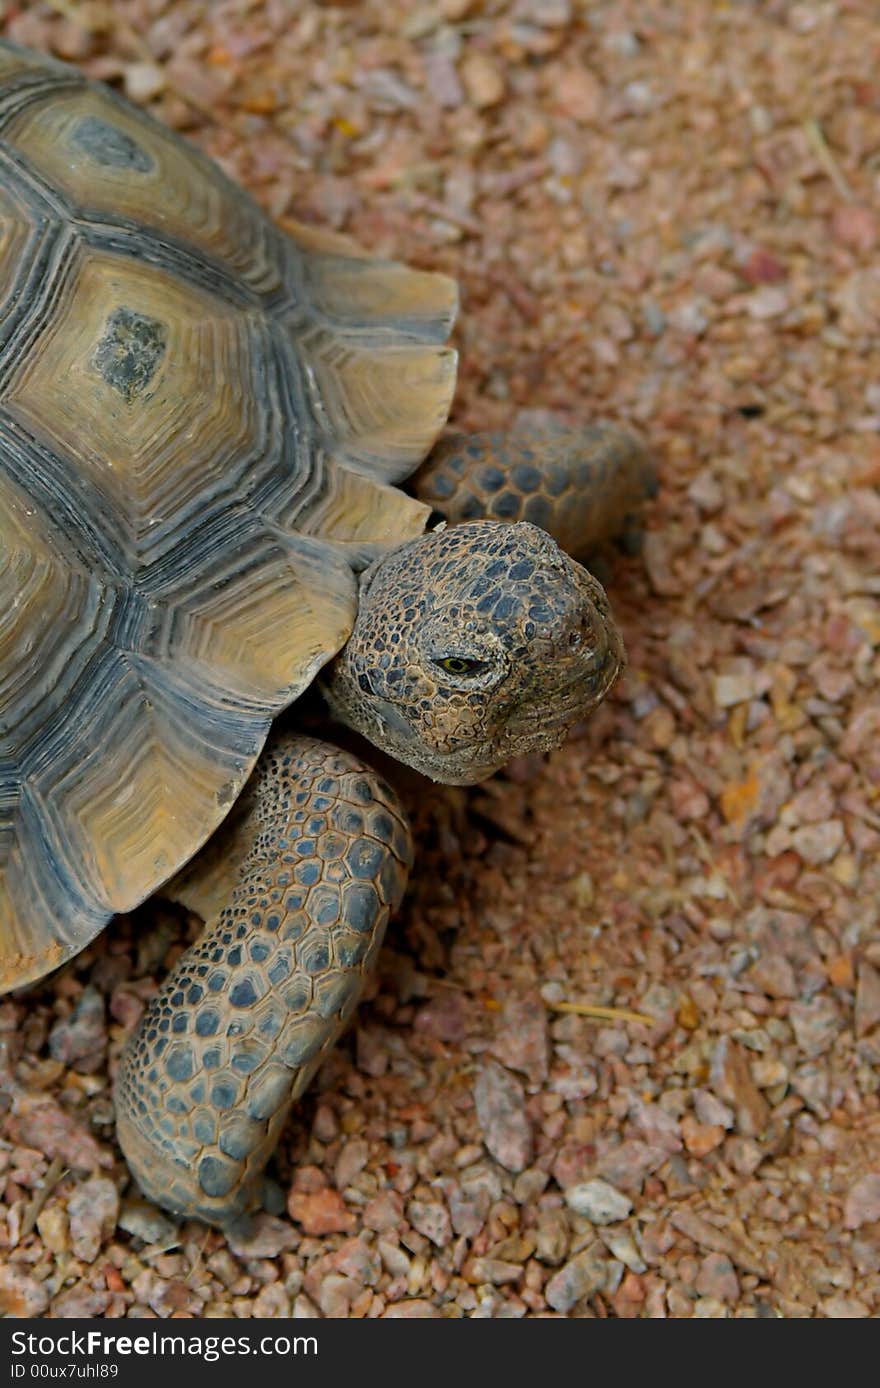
287;1186;355;1236
791;820;846;866
746;287;789;319
473;1061;533;1172
382;1299;439;1318
855;962;880;1038
544;1244;607;1312
67;1177;119;1263
36;1204;70;1255
0;1266;50;1317
565;1178;633;1224
51;1286;110;1318
681;1115;725;1156
459;52;505;109
534;1208;570;1266
789;997;842;1059
363;1191;404;1233
693;1090;735;1130
48;986;106;1073
118;1199;177;1246
844;1175;880;1230
407;1199;452;1248
831;204;877;252
226;1213;298;1259
695;1253;740;1303
555;65;602;122
489;994;550;1086
123;61;166;102
253;1283;290;1318
335;1137;369;1191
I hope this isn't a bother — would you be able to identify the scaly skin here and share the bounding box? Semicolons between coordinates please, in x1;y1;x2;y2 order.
115;735;411;1226
412;424;657;560
322;520;624;785
115;442;652;1226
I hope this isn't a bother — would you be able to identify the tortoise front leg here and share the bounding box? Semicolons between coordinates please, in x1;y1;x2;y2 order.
412;423;657;561
114;734;412;1228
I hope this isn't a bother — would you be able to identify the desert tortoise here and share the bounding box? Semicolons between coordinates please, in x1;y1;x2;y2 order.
0;41;654;1226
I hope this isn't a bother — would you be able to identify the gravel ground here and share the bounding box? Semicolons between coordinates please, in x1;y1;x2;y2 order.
1;0;879;1319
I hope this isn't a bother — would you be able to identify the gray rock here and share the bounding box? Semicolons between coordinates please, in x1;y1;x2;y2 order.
473;1061;533;1172
49;987;106;1073
565;1178;633;1224
67;1177;119;1263
544;1243;608;1312
118;1199;177;1246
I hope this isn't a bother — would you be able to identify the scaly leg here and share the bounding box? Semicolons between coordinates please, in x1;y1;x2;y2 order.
412;423;657;560
114;734;412;1227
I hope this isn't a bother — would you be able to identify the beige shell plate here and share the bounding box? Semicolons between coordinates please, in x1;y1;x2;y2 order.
0;41;458;990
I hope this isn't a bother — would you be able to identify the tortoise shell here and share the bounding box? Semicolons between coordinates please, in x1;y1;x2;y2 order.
0;41;458;990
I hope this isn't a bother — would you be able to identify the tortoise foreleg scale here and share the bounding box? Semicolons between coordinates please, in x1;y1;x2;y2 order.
411;423;657;561
114;734;412;1227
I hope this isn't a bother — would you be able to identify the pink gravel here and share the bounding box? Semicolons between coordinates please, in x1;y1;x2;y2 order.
0;0;878;1319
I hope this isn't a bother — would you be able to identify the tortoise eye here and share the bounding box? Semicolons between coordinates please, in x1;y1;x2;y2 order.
435;655;488;676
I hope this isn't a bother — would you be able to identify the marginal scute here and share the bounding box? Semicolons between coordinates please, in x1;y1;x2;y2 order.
301;336;458;483
0;42;458;992
277;455;430;549
280;215;374;261
301;254;458;345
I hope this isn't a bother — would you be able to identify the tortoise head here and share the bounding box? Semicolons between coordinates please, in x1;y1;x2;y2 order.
322;521;625;784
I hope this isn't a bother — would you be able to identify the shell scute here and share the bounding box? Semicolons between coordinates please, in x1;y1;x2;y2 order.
0;42;457;989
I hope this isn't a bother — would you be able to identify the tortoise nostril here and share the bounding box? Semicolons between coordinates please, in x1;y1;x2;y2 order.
568;629;582;649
